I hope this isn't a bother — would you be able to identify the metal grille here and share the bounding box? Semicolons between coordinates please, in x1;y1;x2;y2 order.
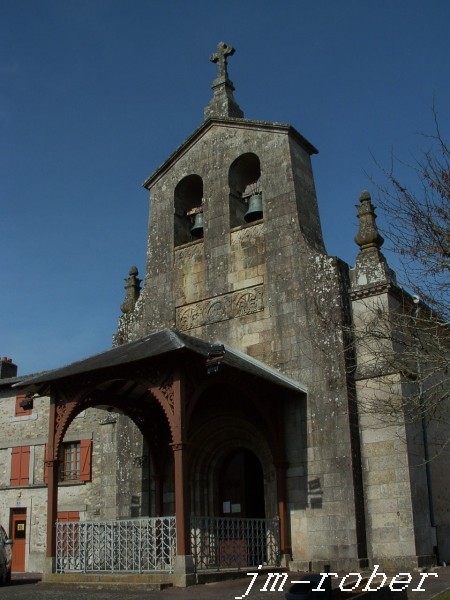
191;516;280;571
56;517;176;573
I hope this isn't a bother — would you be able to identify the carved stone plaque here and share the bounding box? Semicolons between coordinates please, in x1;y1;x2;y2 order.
176;284;264;331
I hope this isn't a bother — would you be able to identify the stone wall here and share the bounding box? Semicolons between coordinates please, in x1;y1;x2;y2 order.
351;289;438;567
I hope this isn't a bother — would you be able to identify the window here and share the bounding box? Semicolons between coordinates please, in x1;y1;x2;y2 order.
10;446;30;486
60;440;92;482
14;394;33;417
45;440;92;483
60;442;80;481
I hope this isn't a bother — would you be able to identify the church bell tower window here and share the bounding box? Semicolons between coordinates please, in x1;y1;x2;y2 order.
228;153;262;228
174;174;204;246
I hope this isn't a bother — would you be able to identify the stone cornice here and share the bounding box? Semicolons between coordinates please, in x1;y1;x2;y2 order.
350;282;404;301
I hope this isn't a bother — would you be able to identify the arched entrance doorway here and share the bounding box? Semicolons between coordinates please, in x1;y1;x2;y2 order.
187;383;283;570
218;448;265;519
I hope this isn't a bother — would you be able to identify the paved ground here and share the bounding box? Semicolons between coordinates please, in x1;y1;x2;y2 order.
7;566;450;600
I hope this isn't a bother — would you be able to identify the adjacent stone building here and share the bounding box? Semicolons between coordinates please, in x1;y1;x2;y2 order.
1;43;448;582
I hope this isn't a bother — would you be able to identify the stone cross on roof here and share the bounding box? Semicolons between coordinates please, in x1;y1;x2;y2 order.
210;42;235;81
204;41;244;121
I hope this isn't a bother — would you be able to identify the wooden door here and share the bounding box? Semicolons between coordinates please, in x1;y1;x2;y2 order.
11;509;27;572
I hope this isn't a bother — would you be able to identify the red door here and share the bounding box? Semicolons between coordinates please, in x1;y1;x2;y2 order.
11;509;27;572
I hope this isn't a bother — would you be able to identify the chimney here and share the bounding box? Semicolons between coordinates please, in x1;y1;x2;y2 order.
0;357;18;379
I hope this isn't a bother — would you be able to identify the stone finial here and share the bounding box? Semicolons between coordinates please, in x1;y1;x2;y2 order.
204;41;244;120
120;266;142;314
352;192;396;289
354;190;384;251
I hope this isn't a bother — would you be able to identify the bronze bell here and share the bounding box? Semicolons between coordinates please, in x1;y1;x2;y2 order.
244;193;263;223
190;212;204;238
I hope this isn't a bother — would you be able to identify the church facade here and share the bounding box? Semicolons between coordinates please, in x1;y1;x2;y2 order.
1;43;448;583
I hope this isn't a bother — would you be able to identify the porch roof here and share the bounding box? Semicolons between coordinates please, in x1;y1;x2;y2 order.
14;328;307;395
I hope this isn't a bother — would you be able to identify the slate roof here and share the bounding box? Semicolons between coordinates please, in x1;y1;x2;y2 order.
13;328;306;395
0;374;28;389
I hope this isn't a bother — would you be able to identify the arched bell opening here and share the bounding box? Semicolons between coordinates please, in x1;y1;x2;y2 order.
228;152;262;228
174;174;204;246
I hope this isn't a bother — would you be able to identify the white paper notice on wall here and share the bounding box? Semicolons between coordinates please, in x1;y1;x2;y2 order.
222;501;231;514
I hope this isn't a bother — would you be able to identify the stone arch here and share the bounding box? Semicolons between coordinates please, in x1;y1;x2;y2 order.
49;376;174;519
187;383;277;520
174;174;204;246
228;152;262;227
185;375;283;464
53;387;100;461
52;377;172;462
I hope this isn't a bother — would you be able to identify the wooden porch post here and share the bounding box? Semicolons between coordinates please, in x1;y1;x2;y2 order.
171;368;195;586
45;394;59;571
275;461;291;562
172;441;190;554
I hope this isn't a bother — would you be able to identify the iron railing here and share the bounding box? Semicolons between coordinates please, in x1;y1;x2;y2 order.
56;517;176;573
191;516;280;571
56;515;280;574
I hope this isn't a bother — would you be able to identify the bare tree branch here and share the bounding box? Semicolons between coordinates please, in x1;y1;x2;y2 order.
357;117;450;458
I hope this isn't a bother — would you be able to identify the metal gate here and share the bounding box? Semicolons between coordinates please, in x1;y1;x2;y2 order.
191;516;280;571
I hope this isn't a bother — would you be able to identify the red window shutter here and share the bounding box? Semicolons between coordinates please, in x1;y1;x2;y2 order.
10;446;30;486
57;511;79;522
10;447;21;486
15;394;31;416
20;446;30;485
79;439;92;482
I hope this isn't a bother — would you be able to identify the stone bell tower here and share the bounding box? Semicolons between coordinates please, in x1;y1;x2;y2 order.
116;43;369;570
118;41;328;347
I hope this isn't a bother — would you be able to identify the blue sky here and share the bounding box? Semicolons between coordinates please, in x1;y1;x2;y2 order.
1;0;449;376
